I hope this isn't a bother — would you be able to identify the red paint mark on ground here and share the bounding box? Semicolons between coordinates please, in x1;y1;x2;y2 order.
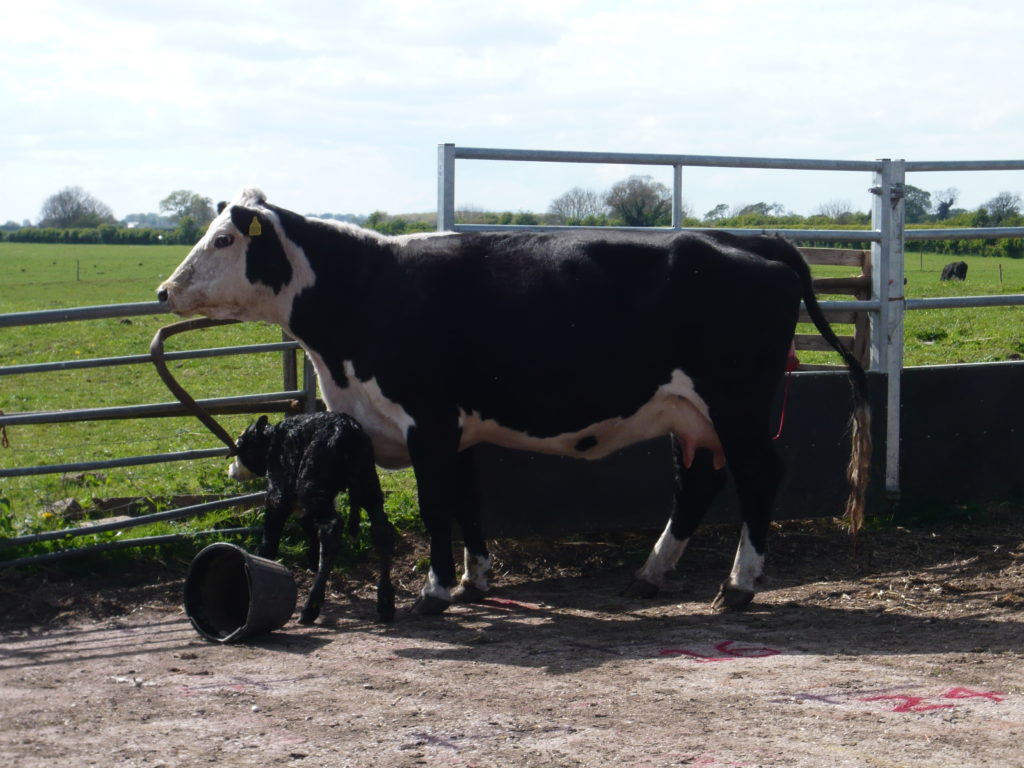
943;687;1006;702
479;597;542;611
859;688;1007;713
859;695;955;713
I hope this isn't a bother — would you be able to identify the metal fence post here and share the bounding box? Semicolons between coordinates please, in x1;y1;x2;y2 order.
438;143;456;231
302;352;318;413
672;164;683;228
870;159;907;494
281;331;298;391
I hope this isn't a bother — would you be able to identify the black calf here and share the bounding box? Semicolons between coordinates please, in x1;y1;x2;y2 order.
230;412;396;623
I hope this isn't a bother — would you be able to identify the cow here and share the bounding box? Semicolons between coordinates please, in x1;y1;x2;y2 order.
157;187;871;616
940;261;968;281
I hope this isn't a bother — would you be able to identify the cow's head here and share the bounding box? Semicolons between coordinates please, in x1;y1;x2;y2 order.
157;187;309;322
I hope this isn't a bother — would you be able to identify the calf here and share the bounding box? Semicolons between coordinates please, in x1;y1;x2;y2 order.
229;412;396;623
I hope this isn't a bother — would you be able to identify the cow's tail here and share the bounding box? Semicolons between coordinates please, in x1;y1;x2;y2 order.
763;236;872;533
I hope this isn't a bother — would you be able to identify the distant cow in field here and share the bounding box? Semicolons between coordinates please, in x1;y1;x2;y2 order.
158;187;871;616
941;261;968;281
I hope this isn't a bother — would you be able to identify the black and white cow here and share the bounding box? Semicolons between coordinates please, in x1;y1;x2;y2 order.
158;187;871;615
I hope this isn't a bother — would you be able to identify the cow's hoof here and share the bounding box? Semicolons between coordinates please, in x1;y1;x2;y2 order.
712;585;755;613
298;604;321;625
451;583;488;604
411;595;451;616
623;577;661;599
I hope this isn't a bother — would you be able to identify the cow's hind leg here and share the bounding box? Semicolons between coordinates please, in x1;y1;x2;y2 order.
627;441;726;598
711;414;781;612
451;450;492;604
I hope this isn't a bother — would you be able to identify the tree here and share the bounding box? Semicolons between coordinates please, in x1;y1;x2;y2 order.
982;191;1022;224
903;185;932;224
174;215;202;244
703;203;730;222
38;186;116;228
604;175;672;227
734;202;787;218
932;188;959;220
815;199;852;219
160;190;215;227
548;187;606;224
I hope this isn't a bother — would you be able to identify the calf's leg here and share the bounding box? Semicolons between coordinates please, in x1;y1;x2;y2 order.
299;501;343;625
351;467;397;623
258;489;291;560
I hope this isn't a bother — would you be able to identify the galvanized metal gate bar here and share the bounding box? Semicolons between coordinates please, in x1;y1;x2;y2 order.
437;144;1024;499
0;492;268;549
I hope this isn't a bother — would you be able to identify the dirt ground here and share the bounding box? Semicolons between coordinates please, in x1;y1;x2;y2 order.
2;511;1023;768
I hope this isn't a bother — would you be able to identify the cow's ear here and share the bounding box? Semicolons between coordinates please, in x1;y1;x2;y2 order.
230;205;268;239
230;204;293;292
216;201;228;215
255;414;269;431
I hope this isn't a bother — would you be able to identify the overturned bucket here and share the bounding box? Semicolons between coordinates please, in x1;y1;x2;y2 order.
184;542;297;643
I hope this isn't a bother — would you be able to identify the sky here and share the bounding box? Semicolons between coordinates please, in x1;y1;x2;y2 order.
2;0;1023;224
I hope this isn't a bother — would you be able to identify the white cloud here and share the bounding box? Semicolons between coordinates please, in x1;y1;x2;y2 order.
1;0;1022;223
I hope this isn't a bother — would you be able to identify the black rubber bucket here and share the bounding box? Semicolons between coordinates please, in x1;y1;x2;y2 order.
184;542;297;643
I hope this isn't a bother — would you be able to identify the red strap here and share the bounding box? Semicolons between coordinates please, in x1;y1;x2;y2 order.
772;342;800;441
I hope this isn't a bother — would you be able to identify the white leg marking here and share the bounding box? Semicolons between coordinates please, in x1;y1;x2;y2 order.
420;568;451;603
727;524;765;593
636;519;689;586
460;550;493;593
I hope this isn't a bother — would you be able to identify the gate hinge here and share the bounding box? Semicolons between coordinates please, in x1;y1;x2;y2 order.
869;183;905;202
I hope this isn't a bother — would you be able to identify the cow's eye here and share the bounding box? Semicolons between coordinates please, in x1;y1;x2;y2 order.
214;234;234;249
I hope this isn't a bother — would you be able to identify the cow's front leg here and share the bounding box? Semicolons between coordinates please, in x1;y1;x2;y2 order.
407;423;461;616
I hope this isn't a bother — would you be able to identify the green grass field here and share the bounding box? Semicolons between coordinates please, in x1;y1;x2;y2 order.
0;242;419;561
2;241;1022;561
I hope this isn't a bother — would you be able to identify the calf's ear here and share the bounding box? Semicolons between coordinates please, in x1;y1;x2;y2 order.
256;415;270;431
217;201;228;214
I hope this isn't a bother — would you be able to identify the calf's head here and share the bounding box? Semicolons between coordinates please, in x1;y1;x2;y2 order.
228;415;272;481
157;187;301;322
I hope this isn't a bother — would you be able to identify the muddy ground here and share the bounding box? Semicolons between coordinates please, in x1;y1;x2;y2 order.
1;512;1023;768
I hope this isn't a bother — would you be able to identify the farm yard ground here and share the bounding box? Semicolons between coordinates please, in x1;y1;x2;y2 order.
1;512;1023;768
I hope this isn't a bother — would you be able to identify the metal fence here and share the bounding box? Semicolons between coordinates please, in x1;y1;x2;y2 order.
3;147;1023;564
436;145;1024;494
0;302;317;565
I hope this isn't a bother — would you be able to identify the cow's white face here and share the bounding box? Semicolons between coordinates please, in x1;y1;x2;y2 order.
157;188;306;323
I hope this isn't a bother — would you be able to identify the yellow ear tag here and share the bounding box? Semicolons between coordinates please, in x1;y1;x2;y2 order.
248;216;262;237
